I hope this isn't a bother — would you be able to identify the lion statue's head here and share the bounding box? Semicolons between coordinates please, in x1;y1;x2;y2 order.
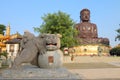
39;34;62;51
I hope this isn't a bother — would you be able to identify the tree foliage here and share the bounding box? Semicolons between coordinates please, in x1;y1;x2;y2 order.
0;24;6;35
110;47;120;56
34;11;78;49
115;28;120;41
0;51;8;59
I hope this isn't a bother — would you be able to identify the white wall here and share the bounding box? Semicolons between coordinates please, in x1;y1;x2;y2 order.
6;43;20;60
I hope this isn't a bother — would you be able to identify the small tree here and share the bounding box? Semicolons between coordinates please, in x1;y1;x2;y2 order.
0;24;6;35
0;51;8;59
110;47;120;56
115;25;120;41
34;11;78;49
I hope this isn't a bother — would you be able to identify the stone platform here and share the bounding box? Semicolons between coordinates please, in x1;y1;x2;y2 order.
1;65;80;79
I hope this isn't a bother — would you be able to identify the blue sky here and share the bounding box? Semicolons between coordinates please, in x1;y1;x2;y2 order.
0;0;120;47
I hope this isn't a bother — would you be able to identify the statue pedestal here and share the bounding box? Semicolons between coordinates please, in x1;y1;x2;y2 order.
74;44;110;56
38;50;63;68
1;65;80;79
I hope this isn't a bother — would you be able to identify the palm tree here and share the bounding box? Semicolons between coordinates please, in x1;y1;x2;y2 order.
115;25;120;41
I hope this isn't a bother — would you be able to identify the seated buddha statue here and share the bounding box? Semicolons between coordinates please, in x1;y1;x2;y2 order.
75;8;109;45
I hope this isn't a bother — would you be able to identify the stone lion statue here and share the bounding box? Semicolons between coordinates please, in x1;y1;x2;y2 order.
38;34;63;68
12;31;46;69
12;32;63;69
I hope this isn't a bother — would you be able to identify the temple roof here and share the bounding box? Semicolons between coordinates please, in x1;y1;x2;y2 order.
5;38;21;44
0;34;4;38
10;32;22;39
0;34;10;40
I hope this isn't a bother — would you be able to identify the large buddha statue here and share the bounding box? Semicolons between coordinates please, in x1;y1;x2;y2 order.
75;9;109;45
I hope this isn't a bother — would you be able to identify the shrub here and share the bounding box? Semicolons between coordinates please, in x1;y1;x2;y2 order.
0;51;8;59
110;47;120;56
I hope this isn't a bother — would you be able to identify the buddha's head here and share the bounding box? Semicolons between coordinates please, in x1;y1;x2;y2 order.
80;8;90;22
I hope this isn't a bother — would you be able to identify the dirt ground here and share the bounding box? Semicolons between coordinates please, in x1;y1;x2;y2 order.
69;68;120;80
63;56;120;80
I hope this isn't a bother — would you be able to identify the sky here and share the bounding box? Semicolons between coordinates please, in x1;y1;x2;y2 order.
0;0;120;47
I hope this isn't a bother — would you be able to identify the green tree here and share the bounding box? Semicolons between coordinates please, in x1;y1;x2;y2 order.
110;47;120;56
115;28;120;41
34;11;78;49
0;24;6;35
0;51;8;59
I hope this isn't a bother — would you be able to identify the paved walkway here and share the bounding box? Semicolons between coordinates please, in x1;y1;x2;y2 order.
63;56;120;80
69;68;120;80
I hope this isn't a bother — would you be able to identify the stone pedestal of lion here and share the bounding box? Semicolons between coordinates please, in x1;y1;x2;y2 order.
38;50;63;68
1;32;80;79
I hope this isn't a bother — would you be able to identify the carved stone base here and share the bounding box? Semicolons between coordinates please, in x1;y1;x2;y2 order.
1;65;80;79
74;44;110;56
38;50;63;68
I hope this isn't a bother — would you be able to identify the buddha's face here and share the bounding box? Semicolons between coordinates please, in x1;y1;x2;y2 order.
80;10;90;22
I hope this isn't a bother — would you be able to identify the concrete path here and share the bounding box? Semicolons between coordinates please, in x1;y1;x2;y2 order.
63;56;120;80
69;68;120;80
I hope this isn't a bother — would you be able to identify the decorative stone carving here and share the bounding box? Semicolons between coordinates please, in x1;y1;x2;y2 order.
11;32;63;69
12;31;46;69
38;34;63;68
2;33;80;79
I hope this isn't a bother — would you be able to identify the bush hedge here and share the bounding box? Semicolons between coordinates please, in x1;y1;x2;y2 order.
110;47;120;56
